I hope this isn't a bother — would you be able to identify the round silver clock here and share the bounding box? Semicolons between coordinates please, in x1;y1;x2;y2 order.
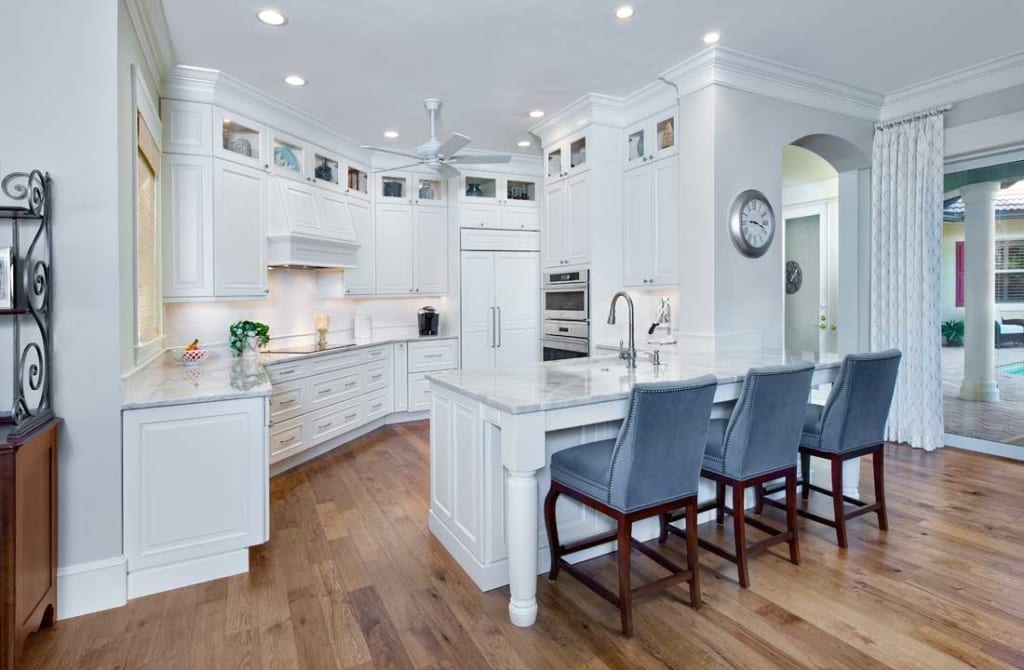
729;189;776;258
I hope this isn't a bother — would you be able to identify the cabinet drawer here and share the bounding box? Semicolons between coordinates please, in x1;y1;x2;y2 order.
265;359;308;384
501;207;539;231
308;399;362;443
461;204;501;229
408;340;459;373
363;388;393;422
269;416;308;463
363;361;391;392
363;345;391;364
270;381;306;422
408;372;433;412
309;367;362;410
308;348;365;375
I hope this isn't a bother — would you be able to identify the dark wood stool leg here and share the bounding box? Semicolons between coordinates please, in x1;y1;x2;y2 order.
732;483;750;588
754;482;765;515
658;512;669;544
873;446;888;532
544;486;561;580
785;471;800;565
715;482;726;525
685;502;701;609
617;518;634;637
800;451;811;500
831;455;848;549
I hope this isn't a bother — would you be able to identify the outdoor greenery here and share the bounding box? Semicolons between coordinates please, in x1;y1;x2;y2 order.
942;319;965;347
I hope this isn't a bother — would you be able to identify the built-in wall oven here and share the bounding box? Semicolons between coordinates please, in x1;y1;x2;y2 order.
542;268;590;361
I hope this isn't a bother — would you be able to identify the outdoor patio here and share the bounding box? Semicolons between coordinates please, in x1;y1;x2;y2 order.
942;345;1024;445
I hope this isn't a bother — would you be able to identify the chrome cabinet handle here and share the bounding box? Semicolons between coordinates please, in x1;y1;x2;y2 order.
277;369;296;376
345;381;358;388
490;306;496;348
496;306;502;348
371;403;383;411
318;421;333;431
279;435;297;445
423;353;444;359
344;412;358;421
279;398;297;405
318;388;333;395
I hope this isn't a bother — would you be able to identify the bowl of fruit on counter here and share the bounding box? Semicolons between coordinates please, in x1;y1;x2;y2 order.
172;339;208;366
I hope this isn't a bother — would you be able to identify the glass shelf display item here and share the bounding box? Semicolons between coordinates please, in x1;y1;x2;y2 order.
313;153;340;185
347;167;368;195
222;118;261;161
506;179;536;203
272;137;304;175
656;117;674;152
464;176;497;199
417;177;443;203
380;175;407;200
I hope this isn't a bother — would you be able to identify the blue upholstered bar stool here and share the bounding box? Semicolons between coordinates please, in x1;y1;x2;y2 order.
544;376;718;637
660;362;815;588
762;350;902;548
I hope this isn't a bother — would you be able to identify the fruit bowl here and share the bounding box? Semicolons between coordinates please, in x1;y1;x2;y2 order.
172;347;208;367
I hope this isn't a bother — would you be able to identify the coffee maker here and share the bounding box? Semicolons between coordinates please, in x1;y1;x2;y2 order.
418;306;439;336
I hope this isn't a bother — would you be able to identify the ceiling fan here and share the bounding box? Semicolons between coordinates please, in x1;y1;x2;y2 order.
361;98;511;178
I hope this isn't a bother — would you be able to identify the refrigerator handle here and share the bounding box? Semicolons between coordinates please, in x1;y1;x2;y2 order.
496;306;502;348
490;306;496;348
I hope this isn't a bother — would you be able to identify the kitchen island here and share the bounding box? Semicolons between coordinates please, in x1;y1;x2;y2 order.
427;351;841;627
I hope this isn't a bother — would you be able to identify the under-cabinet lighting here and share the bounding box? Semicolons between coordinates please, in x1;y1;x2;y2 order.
703;31;721;44
284;75;306;86
529;110;545;119
384;130;399;139
517;140;531;147
256;9;287;26
615;5;635;20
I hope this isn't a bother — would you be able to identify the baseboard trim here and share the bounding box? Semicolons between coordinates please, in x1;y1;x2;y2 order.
944;433;1024;461
127;548;249;600
56;555;127;620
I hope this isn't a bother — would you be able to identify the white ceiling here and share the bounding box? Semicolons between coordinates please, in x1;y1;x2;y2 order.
161;0;1024;153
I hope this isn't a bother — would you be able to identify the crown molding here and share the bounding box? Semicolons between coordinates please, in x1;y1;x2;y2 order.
882;49;1024;121
123;0;175;85
660;46;883;121
527;93;623;147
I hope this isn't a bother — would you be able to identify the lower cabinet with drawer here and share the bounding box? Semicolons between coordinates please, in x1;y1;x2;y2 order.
407;339;459;412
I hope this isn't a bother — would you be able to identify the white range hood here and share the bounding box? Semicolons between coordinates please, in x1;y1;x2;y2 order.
267;177;361;269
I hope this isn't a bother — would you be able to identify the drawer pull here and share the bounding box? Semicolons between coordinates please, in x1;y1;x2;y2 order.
344;412;358;421
317;388;333;395
345;381;358;389
371;403;383;410
370;350;383;357
318;421;334;431
423;353;445;359
277;369;296;376
279;398;298;406
279;435;297;445
371;374;383;381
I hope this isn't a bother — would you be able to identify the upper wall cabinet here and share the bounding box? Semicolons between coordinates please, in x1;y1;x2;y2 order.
163;154;214;298
213;159;269;296
162;100;213;155
377;171;445;207
214;107;268;170
308;145;370;201
623;155;678;287
546;131;589;182
624;110;677;169
459;173;539;231
268;128;309;180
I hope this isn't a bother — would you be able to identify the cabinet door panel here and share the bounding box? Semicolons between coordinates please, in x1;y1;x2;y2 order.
344;197;373;295
623;166;653;287
162;100;212;155
316;188;356;240
495;251;540;367
374;204;414;294
278;180;321;234
500;207;539;231
651;157;679;285
461;204;501;229
163;154;214;297
544;181;566;268
460;252;496;371
414;206;448;294
213;160;268;296
566;174;590;266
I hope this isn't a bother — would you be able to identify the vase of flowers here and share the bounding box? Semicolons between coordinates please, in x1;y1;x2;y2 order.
229;320;270;358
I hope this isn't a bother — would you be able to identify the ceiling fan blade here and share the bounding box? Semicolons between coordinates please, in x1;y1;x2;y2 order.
436;133;471;159
448;153;512;165
372;161;423;173
360;145;421;160
434;162;460;178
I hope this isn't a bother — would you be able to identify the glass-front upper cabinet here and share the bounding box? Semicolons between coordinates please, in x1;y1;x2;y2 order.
414;174;445;206
504;177;537;207
378;172;410;203
269;129;307;179
461;174;499;204
214;107;266;169
546;147;563;180
625;110;676;169
546;131;589;181
346;165;369;200
309;146;341;187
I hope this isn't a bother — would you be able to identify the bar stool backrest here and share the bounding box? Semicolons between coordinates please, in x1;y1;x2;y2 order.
817;349;902;453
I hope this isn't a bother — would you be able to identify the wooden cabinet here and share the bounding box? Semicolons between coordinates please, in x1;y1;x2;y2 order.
123;399;268;599
623;155;678;287
374;203;448;295
544;172;590;268
213;159;269;296
162;154;214;298
0;420;59;670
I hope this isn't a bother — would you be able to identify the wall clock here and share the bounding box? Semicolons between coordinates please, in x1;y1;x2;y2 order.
785;260;803;294
729;189;775;258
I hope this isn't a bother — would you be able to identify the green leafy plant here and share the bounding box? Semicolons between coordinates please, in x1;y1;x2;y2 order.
229;320;270;355
941;320;964;347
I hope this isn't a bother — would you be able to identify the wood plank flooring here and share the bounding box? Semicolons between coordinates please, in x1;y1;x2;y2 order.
22;421;1024;669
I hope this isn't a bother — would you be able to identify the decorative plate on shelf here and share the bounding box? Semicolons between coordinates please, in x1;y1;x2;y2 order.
274;144;301;171
229;136;253;157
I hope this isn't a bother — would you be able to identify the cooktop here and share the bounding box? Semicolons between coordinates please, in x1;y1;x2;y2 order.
264;342;357;355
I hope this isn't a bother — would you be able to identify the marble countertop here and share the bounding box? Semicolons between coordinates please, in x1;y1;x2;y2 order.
427;350;841;415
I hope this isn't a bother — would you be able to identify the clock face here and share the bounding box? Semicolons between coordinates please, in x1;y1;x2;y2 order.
786;260;803;294
729;189;776;258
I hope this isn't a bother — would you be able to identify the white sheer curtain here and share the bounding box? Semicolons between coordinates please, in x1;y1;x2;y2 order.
870;111;945;451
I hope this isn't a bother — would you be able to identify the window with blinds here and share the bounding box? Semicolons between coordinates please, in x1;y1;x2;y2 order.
995;239;1024;303
136;110;162;350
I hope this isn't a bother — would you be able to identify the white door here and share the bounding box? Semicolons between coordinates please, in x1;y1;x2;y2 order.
344;197;373;295
544;181;566;267
460;252;496;370
651;156;679;286
163;154;213;297
279;179;321;235
495;251;540;367
414;206;448;294
374;204;414;294
622;165;653;287
213;159;268;296
316;188;356;240
565;173;590;266
784;212;822;358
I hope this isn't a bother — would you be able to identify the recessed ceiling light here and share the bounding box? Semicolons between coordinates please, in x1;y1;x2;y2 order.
384;130;399;139
615;5;635;20
256;9;287;26
529;110;545;119
283;75;306;87
517;140;531;148
703;31;720;44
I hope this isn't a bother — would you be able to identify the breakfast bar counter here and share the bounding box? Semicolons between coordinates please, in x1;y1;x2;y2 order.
427;351;841;627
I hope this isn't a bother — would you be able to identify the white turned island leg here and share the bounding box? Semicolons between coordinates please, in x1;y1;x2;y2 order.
506;469;540;626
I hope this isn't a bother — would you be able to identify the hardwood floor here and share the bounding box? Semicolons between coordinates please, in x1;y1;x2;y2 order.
22;421;1024;669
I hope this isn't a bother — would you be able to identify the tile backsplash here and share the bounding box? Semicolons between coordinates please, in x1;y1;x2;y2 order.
164;268;452;348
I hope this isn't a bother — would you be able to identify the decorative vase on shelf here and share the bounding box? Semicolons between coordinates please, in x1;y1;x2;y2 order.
466;183;483;197
315;158;333;182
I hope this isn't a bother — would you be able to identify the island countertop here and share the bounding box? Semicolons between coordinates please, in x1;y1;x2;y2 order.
427;350;842;415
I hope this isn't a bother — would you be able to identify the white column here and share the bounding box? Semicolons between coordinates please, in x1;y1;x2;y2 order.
959;181;1001;403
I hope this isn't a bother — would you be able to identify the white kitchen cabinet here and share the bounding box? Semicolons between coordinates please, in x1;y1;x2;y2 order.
214;159;269;296
624;109;677;170
213;107;267;170
163;154;214;298
545;131;589;183
317;188;357;240
275;178;321;235
460;250;540;370
544;172;590;268
343;197;374;295
414;206;449;294
268;127;309;181
162;100;212;155
459;173;539;231
623;155;678;287
375;202;448;295
123;397;269;598
393;342;409;411
377;171;445;206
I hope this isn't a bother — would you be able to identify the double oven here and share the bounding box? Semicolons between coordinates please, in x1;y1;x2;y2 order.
542;268;590;361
